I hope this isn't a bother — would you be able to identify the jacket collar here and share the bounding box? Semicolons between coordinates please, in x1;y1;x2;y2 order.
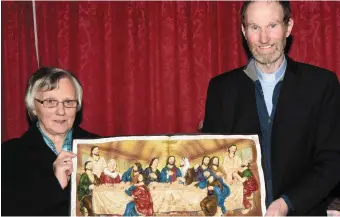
243;55;297;82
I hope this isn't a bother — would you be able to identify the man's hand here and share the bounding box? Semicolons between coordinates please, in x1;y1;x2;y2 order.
150;173;157;179
178;177;185;183
265;198;288;216
53;151;77;189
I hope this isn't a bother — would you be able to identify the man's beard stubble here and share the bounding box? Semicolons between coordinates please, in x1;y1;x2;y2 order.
250;39;286;65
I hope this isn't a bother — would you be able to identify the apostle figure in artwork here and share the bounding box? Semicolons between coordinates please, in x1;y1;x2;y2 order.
208;156;226;179
78;161;101;216
239;163;259;214
123;174;154;216
160;156;182;183
200;171;230;216
178;157;190;184
86;146;107;178
122;163;143;184
223;145;244;184
100;159;121;185
143;157;161;186
194;156;210;182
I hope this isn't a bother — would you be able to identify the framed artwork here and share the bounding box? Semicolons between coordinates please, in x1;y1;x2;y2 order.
71;135;266;216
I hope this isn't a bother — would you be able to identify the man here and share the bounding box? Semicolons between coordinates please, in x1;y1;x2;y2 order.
122;163;143;184
194;156;210;182
143;157;161;185
199;171;230;216
223;145;244;185
78;161;101;216
160;156;182;183
202;1;340;215
123;174;154;216
100;159;121;184
178;157;190;184
207;156;225;179
87;146;107;177
238;163;259;214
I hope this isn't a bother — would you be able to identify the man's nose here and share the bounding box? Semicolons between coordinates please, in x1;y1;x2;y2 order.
260;30;270;44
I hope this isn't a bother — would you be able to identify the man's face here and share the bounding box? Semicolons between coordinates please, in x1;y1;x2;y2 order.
168;157;175;165
203;157;210;166
180;158;185;167
137;174;143;182
213;157;219;166
108;159;117;170
86;162;93;171
242;2;293;65
152;158;159;167
229;145;237;154
92;147;99;156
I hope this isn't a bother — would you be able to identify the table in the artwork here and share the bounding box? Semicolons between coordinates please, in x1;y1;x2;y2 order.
92;182;244;215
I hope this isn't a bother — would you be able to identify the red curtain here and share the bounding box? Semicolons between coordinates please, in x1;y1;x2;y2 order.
2;1;38;140
2;1;340;141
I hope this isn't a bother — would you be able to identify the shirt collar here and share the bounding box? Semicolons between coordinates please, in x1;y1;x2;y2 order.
255;56;287;83
36;121;73;155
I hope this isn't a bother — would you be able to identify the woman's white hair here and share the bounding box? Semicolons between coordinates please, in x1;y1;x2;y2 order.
25;67;83;121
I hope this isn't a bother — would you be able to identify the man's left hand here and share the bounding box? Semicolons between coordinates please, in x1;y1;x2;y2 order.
265;198;288;216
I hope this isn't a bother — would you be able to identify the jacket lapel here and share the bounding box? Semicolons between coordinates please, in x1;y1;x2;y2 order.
273;57;299;124
271;57;299;190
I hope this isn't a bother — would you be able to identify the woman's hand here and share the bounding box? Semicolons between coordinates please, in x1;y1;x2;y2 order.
53;151;77;189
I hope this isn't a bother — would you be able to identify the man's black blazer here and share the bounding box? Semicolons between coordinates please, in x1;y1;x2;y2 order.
202;56;340;215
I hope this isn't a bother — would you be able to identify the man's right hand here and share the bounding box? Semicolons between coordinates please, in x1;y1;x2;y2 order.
53;151;77;189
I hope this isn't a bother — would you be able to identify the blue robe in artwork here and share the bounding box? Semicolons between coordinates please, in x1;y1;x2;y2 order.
194;165;209;182
122;167;134;182
196;178;208;189
213;178;230;214
207;167;222;179
160;165;182;183
143;167;160;186
123;200;140;216
123;186;139;216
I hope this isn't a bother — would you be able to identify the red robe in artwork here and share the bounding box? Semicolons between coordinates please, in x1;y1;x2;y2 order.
132;185;154;216
100;170;121;184
240;169;258;209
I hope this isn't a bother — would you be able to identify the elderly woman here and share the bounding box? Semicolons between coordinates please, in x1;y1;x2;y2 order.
2;67;98;216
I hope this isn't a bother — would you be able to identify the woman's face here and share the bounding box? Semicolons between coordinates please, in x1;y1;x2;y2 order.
33;78;77;138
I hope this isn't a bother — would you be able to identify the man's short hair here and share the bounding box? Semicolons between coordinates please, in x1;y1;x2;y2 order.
241;1;291;26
